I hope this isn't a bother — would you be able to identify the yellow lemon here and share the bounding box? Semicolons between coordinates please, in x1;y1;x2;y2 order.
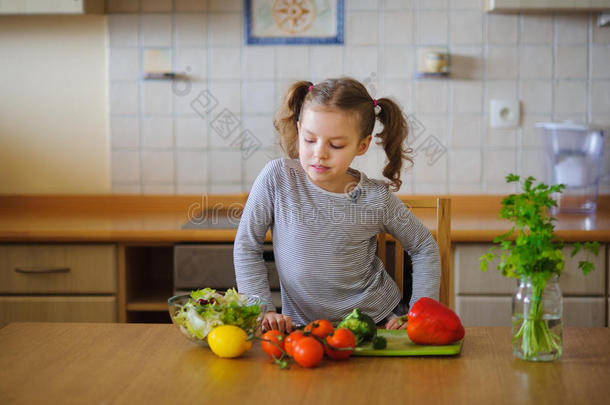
207;325;252;358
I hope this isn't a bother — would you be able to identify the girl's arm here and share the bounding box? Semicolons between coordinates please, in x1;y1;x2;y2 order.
234;160;278;314
381;192;441;311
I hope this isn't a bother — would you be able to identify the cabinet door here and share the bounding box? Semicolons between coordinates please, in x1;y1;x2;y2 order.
0;244;117;294
0;296;116;327
174;244;279;290
455;296;512;327
563;297;606;327
560;244;606;295
455;244;515;295
455;296;605;327
455;243;605;295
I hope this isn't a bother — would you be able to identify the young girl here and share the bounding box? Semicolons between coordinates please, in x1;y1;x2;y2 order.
234;77;440;333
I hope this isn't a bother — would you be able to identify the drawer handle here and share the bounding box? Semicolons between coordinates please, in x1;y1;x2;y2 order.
15;267;71;274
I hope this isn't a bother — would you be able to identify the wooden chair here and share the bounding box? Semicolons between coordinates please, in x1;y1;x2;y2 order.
376;198;452;308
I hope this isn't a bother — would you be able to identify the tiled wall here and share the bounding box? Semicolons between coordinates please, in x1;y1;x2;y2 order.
108;0;610;195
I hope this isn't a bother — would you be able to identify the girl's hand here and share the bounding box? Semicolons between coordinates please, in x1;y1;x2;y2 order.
262;311;293;334
385;315;407;330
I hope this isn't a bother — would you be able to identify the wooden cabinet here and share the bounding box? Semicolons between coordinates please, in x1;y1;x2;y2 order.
0;0;104;14
0;244;116;293
454;243;608;327
120;244;173;323
0;244;117;327
0;296;116;325
120;242;280;323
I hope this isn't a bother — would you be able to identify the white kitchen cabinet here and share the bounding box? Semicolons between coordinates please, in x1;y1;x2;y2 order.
0;0;104;14
486;0;610;12
456;296;606;327
455;296;512;327
454;243;608;327
455;243;606;295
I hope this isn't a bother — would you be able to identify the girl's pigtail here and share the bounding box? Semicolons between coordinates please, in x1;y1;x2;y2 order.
274;81;313;158
375;98;413;192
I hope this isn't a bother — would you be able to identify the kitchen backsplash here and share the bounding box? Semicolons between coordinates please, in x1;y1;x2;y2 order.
108;0;610;195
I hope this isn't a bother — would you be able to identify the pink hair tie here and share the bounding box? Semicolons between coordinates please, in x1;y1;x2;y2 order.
308;85;314;92
373;99;378;107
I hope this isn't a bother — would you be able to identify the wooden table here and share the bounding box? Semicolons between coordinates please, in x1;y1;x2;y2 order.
1;323;609;404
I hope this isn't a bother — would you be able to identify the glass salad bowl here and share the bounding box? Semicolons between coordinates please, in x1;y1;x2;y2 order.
168;288;264;346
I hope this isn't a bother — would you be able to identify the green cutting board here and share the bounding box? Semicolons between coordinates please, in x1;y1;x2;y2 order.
353;329;463;356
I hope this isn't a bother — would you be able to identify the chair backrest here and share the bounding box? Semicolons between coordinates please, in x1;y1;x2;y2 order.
376;198;452;308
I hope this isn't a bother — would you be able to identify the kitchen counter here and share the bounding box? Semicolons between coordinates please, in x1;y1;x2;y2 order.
0;194;608;243
1;322;609;404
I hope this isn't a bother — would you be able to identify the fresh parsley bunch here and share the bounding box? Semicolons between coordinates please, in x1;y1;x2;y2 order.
480;174;600;283
480;174;600;361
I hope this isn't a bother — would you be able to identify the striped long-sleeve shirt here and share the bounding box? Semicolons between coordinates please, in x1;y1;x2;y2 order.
234;158;440;326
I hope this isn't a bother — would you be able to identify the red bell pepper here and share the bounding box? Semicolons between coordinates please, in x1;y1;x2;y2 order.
406;297;465;345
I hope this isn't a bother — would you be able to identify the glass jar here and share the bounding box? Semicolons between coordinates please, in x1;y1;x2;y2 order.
511;275;563;361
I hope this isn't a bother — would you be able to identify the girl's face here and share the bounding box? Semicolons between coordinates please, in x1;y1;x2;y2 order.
297;107;372;193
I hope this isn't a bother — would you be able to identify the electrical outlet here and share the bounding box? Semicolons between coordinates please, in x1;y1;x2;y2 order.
490;99;520;129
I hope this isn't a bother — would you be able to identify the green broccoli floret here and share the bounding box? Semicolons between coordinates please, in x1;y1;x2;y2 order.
372;335;387;350
337;308;377;345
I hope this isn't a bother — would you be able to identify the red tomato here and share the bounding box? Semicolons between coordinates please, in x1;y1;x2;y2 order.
283;330;305;357
325;328;356;360
291;337;324;368
261;330;285;359
304;319;334;339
